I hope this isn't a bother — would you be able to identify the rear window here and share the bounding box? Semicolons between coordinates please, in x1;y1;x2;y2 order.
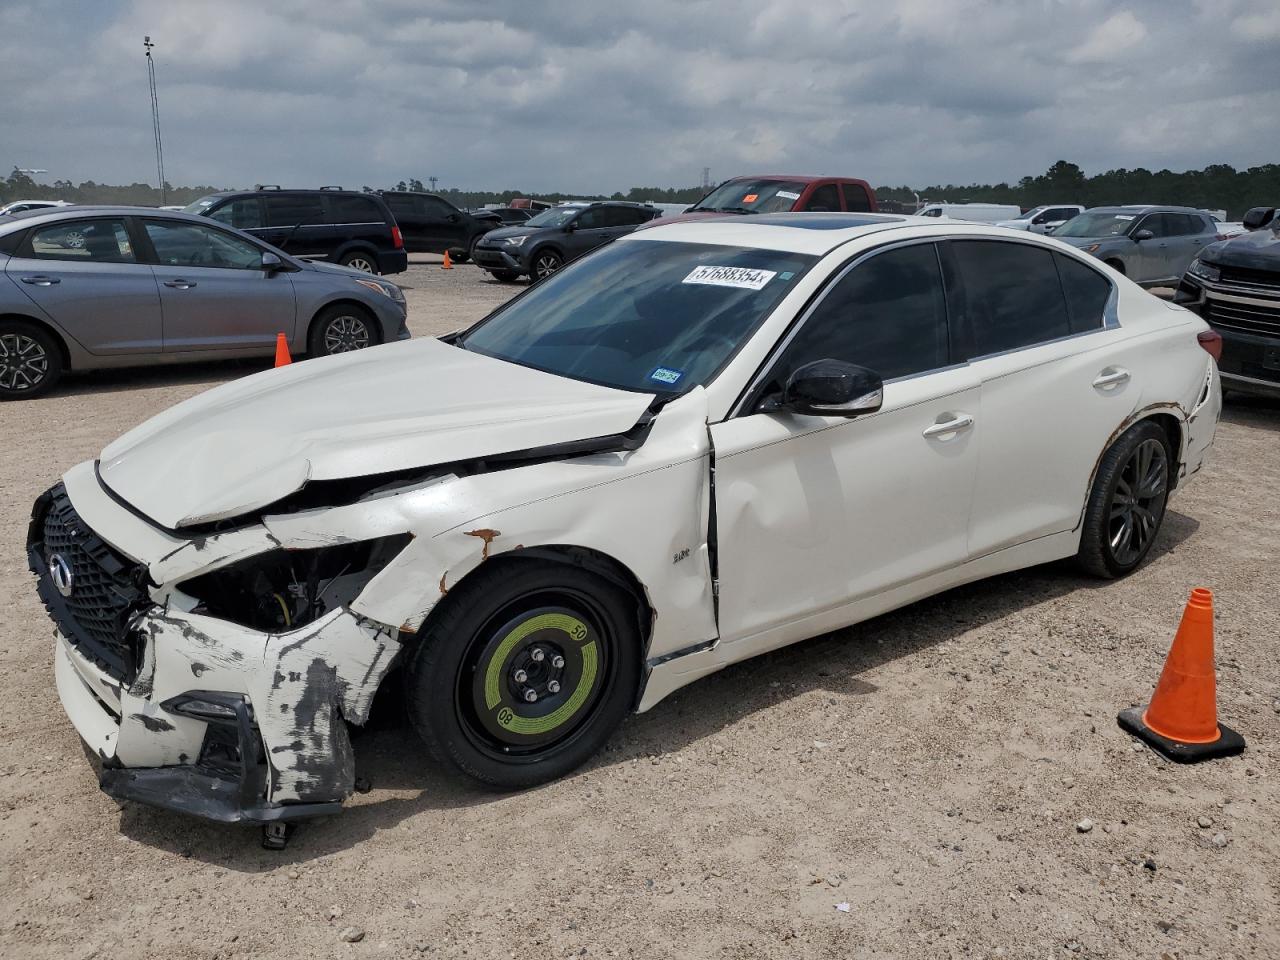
264;195;326;227
329;195;385;224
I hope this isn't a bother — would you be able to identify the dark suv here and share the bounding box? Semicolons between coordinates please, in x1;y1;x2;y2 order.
183;187;408;275
471;201;660;282
378;191;501;262
1176;214;1280;399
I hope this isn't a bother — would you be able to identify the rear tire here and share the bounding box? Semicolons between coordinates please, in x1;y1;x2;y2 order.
0;321;63;400
448;246;470;264
1076;420;1171;579
307;304;381;357
339;251;380;274
403;560;640;789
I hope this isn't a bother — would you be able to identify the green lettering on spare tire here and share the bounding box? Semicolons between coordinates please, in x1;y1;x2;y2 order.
497;640;598;735
483;612;589;710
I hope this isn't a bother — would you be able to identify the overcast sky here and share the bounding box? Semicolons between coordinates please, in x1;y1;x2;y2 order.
4;0;1278;193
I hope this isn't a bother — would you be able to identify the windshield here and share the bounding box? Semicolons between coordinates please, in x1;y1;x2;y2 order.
182;196;221;214
460;239;817;394
525;206;582;227
691;179;809;214
1053;211;1137;238
1014;206;1046;220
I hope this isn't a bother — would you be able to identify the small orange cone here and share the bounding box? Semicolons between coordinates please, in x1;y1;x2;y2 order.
274;332;292;367
1118;588;1245;762
441;250;453;270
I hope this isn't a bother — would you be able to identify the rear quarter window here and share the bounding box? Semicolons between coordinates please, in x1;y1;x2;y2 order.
264;195;326;227
1055;254;1112;333
328;195;385;224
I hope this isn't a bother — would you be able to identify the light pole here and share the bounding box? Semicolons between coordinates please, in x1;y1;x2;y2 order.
144;36;167;205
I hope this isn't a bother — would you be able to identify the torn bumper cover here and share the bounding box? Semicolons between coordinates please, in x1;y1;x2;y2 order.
32;480;403;825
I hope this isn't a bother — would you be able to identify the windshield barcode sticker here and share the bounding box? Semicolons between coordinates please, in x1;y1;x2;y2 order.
776;190;800;200
683;265;777;290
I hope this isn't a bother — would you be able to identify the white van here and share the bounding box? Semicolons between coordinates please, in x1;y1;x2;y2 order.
916;202;1022;223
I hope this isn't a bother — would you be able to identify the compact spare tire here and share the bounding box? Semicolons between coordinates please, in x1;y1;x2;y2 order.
307;304;380;357
0;321;63;400
404;559;640;789
1076;420;1172;578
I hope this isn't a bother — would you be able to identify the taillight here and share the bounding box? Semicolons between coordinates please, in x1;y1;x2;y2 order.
391;225;403;249
1197;329;1222;362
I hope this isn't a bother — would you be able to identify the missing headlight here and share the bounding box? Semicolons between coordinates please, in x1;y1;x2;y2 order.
180;534;411;632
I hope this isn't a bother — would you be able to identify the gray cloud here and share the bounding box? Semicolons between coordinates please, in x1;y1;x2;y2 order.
3;0;1278;193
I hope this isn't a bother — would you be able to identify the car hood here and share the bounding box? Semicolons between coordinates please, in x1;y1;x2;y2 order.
97;337;654;529
297;258;377;278
1200;228;1280;271
479;224;547;243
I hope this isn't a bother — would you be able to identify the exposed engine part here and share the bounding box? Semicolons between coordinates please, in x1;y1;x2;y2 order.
180;534;411;631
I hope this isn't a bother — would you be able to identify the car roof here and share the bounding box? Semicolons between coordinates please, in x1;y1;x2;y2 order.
1087;205;1207;214
0;205;222;232
619;212;927;254
721;174;866;185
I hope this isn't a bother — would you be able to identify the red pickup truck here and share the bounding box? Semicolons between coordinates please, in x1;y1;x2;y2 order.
646;175;877;228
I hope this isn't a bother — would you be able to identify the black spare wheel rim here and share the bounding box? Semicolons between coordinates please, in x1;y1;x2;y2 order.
459;596;613;762
0;331;50;393
1107;437;1168;566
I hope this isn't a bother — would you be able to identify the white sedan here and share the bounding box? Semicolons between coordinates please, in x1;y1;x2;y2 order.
31;213;1222;837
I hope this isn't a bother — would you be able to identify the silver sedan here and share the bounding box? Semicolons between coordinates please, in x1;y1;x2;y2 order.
0;207;410;399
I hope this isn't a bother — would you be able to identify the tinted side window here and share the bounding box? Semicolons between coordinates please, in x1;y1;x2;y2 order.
801;184;840;212
207;198;262;229
384;194;419;218
842;183;873;212
1184;213;1211;235
575;208;605;229
776;243;949;382
28;219;136;263
1055;254;1111;333
1136;214;1172;238
420;197;456;219
951;240;1070;356
264;195;325;227
328;195;383;223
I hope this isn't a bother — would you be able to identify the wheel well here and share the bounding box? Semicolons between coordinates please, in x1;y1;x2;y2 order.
1144;412;1183;490
430;545;654;703
1103;258;1126;275
0;312;73;370
531;243;564;262
333;243;380;264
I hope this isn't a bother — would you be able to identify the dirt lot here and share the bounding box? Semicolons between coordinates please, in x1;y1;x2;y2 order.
1;256;1277;959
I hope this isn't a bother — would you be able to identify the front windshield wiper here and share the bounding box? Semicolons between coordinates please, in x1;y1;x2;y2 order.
696;206;756;215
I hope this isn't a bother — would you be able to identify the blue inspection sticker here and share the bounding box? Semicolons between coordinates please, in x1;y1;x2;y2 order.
649;366;684;386
779;271;795;280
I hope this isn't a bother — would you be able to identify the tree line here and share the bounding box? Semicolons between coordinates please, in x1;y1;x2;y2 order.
5;161;1278;219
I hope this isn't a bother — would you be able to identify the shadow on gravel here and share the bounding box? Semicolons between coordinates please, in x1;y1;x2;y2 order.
115;509;1201;867
47;357;270;399
1222;394;1280;431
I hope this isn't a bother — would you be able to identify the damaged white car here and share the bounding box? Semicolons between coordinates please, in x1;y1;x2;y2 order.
30;214;1221;841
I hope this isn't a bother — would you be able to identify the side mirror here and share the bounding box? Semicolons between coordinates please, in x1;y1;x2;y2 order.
261;251;284;272
1242;206;1275;231
564;220;578;232
1133;229;1154;241
1043;225;1057;234
1032;215;1047;225
772;360;883;418
446;213;460;223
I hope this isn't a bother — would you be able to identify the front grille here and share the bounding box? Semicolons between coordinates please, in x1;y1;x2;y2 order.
28;483;151;682
1218;265;1280;294
1204;298;1280;337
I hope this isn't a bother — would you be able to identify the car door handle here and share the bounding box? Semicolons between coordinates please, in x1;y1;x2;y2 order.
922;413;974;440
163;279;197;289
20;275;60;285
1092;367;1131;390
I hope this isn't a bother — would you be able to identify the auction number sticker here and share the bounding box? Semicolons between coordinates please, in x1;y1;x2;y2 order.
776;190;800;200
683;265;777;290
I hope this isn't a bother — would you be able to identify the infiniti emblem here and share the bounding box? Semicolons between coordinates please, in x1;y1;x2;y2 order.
49;553;74;598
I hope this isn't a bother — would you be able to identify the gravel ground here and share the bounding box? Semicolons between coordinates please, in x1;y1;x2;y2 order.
1;256;1277;959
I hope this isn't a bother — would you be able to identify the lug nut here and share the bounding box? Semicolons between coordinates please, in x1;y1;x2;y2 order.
530;647;545;663
547;680;561;694
523;687;538;703
513;668;528;683
551;655;565;669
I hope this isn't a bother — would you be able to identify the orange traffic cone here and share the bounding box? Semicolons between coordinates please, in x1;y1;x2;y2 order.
1118;588;1245;762
274;332;292;367
441;250;453;270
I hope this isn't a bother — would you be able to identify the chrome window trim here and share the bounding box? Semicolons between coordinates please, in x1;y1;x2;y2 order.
729;233;1119;418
